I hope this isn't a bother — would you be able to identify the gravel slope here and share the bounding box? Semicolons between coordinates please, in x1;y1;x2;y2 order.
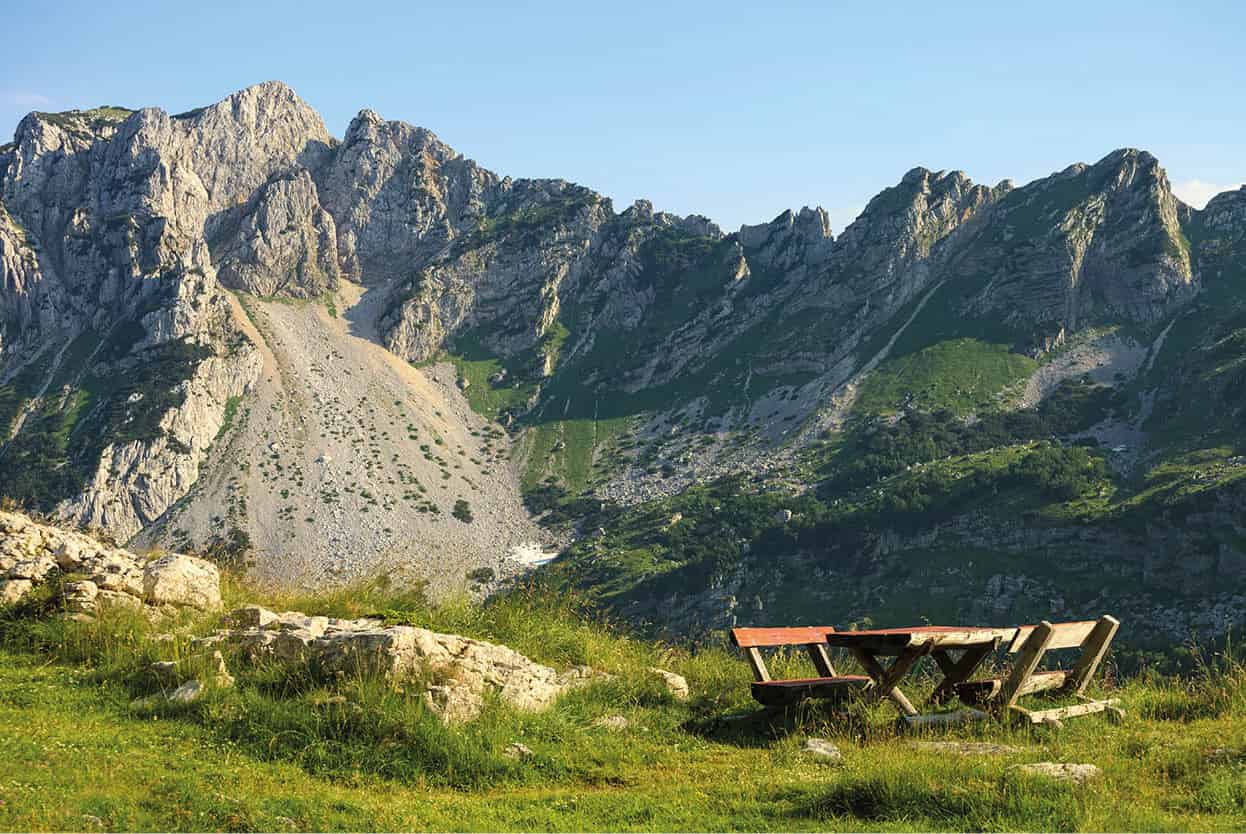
1017;329;1147;410
141;285;551;594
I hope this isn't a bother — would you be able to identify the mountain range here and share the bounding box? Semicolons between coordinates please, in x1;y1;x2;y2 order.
3;81;1244;652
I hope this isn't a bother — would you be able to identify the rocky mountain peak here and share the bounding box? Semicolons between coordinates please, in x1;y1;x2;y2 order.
1088;148;1177;204
1093;146;1155;170
224;79;303;104
619;199;721;238
832;165;991;281
897;166;974;193
736;207;833;274
1192;186;1246;269
184;79;323;130
13;105;135;152
899;165;932;184
624;198;655;219
942;146;1195;333
321;107;504;281
1202;186;1246;225
340;109;455;163
179;81;333;216
797;205;831;235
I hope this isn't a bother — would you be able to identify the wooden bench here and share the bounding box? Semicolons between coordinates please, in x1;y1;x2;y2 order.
730;626;873;707
955;615;1122;724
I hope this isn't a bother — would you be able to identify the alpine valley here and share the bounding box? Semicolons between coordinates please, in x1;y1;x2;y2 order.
3;82;1245;654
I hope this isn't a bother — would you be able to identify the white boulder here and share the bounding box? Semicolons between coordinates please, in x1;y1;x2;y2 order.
142;554;222;611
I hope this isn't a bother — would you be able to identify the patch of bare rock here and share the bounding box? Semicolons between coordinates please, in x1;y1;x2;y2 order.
1009;762;1102;783
802;738;843;763
196;604;621;722
912;741;1024;755
647;666;690;699
0;510;221;615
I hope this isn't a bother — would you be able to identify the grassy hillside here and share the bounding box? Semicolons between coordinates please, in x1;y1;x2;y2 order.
1;579;1244;831
854;338;1036;416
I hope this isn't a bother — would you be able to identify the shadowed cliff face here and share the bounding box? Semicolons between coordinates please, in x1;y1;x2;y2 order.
0;81;1242;624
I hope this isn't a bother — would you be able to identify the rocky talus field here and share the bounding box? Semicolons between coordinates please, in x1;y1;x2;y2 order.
135;284;547;592
2;81;1246;651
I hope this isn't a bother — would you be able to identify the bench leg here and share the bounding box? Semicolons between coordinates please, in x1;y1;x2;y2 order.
805;643;838;678
929;643;997;705
999;621;1054;710
744;647;771;683
1064;615;1119;696
850;647;922;717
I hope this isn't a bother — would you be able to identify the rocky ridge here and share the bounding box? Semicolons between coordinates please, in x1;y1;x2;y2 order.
3;81;1246;634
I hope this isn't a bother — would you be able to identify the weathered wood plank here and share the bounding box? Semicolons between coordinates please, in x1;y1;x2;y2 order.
902;708;990;729
1000;621;1054;709
730;627;836;648
1016;669;1067;697
827;628;1014;654
1006;620;1097;653
960;671;1069;704
827;633;918;653
1065;615;1120;695
955;678;1002;705
1011;698;1121;723
913;628;1015;649
750;676;871;707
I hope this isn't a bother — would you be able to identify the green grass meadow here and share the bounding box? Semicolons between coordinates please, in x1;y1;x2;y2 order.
0;578;1244;831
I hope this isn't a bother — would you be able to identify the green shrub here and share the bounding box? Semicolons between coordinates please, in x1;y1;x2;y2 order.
466;567;496;584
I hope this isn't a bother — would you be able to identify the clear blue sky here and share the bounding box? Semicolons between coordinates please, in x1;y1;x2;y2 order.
3;0;1243;231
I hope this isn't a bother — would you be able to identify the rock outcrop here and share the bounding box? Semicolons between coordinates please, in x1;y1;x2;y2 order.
142;553;223;610
211;169;340;297
318;109;499;281
0;510;221;614
199;605;605;721
948;149;1196;337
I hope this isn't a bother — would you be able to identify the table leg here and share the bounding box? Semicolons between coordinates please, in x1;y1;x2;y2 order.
849;646;923;716
929;643;996;705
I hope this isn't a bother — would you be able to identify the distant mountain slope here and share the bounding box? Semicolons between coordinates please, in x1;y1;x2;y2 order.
2;82;1244;634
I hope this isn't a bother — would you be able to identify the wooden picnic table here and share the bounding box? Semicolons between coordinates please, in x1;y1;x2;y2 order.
824;626;1018;717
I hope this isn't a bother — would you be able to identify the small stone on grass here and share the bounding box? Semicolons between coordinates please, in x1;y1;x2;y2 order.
1010;762;1101;783
912;741;1023;756
648;667;689;700
802;738;843;763
504;742;534;759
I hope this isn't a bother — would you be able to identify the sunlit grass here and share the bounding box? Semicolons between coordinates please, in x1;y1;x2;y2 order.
0;580;1244;831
